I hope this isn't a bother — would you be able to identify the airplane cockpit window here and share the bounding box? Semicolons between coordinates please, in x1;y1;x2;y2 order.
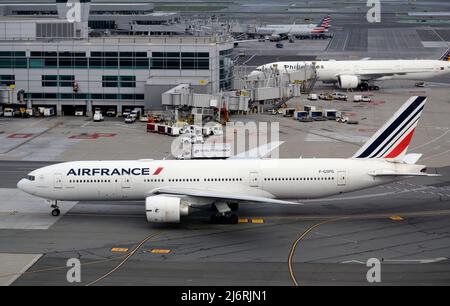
27;175;35;181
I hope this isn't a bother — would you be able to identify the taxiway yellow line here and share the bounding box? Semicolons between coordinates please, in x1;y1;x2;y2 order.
288;217;346;286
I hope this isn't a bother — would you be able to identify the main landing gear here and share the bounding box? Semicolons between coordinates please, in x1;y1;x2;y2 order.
210;201;239;224
50;200;60;217
210;212;239;224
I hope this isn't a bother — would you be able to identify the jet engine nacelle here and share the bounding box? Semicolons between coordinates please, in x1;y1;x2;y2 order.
338;75;360;89
145;195;189;223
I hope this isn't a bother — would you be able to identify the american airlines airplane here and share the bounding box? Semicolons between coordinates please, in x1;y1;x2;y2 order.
251;48;450;89
17;97;438;224
256;15;331;38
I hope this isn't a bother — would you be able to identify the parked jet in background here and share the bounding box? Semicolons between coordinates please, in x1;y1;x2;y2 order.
18;97;438;224
251;48;450;89
256;15;331;39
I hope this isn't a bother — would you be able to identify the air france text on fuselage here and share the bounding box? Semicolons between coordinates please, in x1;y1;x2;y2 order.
67;168;151;176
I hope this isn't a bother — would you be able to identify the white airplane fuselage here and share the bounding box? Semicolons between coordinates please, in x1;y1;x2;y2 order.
256;59;450;83
256;26;324;36
17;158;423;202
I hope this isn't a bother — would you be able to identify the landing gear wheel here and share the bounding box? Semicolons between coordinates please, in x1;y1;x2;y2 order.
51;208;60;217
50;200;60;217
210;213;220;224
228;213;239;224
210;212;239;224
229;203;239;212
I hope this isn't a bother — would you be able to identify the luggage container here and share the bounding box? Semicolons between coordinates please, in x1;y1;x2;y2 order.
282;108;295;117
303;105;316;113
294;111;308;120
157;124;168;134
147;123;158;133
310;110;324;119
167;126;181;136
324;109;337;120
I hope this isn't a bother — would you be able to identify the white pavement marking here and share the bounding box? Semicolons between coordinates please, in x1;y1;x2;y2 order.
0;253;42;286
422;148;450;162
341;260;365;264
410;130;450;151
383;258;447;264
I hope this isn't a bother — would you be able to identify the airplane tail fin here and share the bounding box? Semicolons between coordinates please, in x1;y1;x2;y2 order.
352;96;427;162
316;15;331;29
439;48;450;61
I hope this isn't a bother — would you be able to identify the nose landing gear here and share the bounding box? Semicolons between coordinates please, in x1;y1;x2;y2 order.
50;200;60;217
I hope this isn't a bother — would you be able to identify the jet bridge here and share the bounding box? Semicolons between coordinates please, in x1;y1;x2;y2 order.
162;84;250;121
234;63;317;109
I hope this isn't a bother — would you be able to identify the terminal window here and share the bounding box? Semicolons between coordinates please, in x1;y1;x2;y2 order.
0;75;15;86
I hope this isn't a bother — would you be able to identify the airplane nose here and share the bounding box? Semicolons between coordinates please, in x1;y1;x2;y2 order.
17;179;28;192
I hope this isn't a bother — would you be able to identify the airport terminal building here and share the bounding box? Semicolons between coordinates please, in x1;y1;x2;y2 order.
0;1;234;115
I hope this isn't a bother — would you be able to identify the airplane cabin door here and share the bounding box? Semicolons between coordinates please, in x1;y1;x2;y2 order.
249;172;260;188
54;174;63;189
121;176;131;189
337;171;346;186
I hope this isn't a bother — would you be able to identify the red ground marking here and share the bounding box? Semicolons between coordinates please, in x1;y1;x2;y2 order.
358;128;378;133
8;133;34;139
92;133;117;138
68;133;117;140
370;100;385;105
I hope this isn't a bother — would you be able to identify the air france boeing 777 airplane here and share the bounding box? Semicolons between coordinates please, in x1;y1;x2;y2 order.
18;96;438;224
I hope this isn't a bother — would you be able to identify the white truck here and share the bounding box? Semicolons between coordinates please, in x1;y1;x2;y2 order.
3;108;14;117
93;110;104;122
43;108;55;117
130;108;142;119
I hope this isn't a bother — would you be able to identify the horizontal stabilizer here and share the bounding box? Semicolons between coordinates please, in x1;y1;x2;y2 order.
403;153;423;165
368;170;441;177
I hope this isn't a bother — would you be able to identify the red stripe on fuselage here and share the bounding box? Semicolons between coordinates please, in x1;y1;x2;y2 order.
153;167;164;175
385;129;416;158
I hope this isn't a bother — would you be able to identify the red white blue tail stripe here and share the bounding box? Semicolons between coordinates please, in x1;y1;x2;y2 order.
439;48;450;61
353;96;427;161
312;15;331;33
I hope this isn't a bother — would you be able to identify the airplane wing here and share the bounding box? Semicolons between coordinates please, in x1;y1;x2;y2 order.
150;187;302;205
233;39;260;44
230;141;284;159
